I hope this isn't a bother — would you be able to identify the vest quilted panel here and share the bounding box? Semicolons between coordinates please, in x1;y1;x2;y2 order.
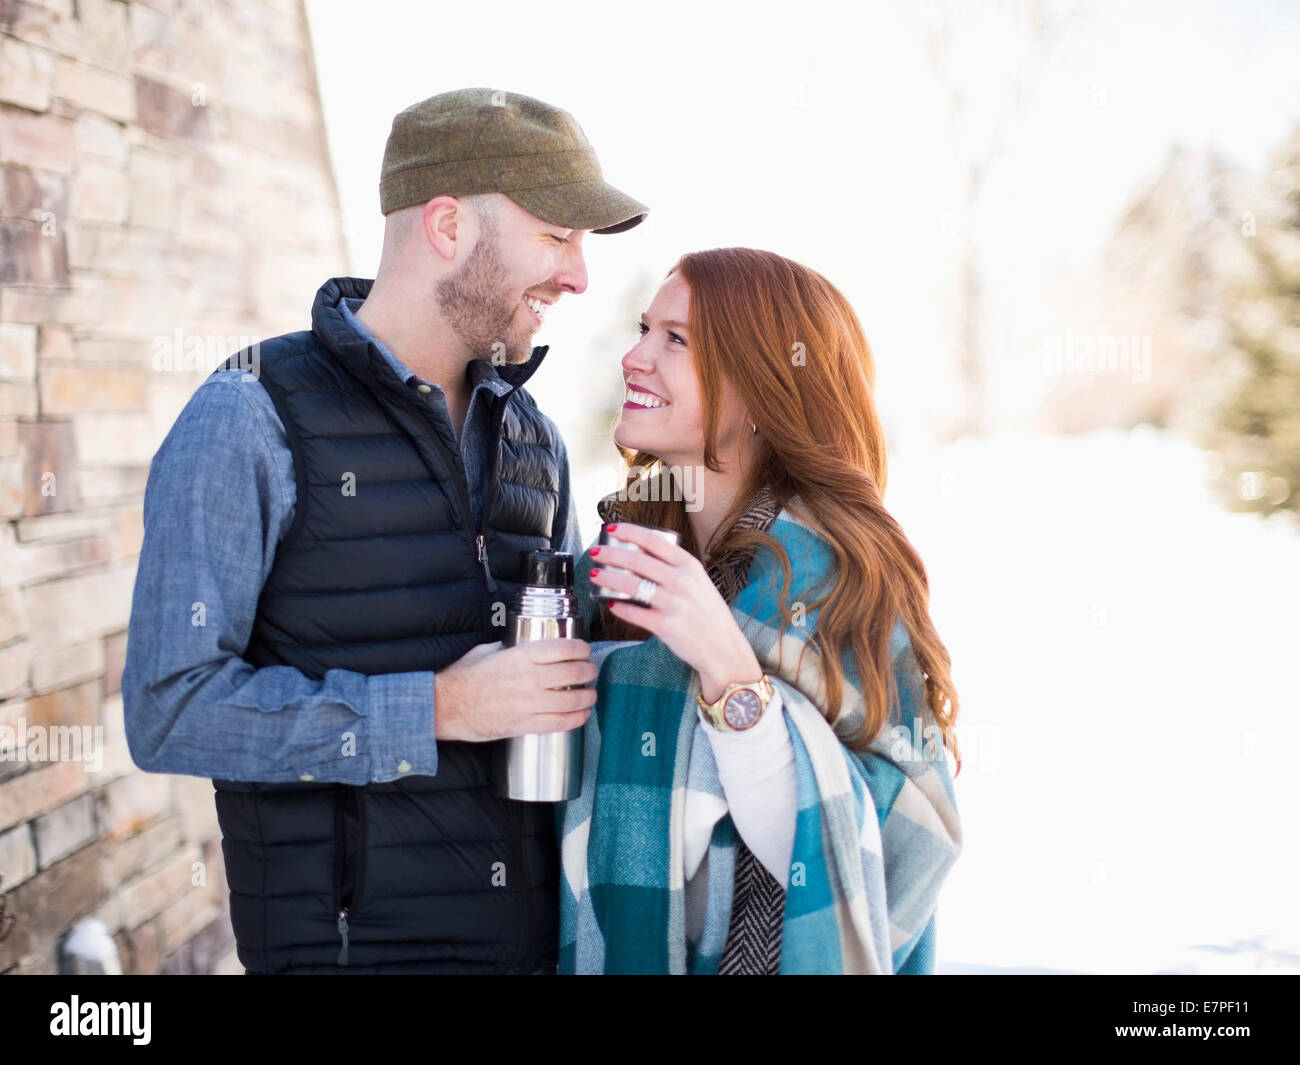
212;277;564;973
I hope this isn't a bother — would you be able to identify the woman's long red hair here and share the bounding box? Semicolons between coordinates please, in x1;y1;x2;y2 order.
598;248;961;771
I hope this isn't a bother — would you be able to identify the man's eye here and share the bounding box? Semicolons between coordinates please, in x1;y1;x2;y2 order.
551;235;569;245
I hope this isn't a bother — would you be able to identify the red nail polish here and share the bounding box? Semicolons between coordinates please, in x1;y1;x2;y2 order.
607;523;618;532
590;547;601;556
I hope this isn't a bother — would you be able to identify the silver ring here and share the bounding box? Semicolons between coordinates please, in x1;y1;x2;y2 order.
634;578;658;606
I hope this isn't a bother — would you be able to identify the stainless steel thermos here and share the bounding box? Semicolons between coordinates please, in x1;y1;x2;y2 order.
493;549;586;802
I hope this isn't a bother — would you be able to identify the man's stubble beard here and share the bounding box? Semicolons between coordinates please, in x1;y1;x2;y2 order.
434;214;534;366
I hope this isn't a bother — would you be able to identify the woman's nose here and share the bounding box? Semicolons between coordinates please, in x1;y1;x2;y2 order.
621;338;653;377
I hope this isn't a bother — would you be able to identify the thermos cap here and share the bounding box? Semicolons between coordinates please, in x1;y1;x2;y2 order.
522;549;574;589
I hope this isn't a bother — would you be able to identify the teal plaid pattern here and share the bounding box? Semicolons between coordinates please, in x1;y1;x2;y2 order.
557;506;963;974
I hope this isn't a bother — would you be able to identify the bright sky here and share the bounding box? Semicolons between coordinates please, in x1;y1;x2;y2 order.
305;0;1299;469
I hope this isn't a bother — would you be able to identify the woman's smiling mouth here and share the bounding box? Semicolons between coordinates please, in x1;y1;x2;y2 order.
623;385;670;410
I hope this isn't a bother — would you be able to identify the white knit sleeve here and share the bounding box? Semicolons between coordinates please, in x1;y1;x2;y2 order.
697;686;795;884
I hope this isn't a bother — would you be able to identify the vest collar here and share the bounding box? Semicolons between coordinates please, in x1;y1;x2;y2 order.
311;276;550;394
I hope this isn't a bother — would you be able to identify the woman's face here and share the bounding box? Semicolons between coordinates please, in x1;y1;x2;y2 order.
614;271;748;469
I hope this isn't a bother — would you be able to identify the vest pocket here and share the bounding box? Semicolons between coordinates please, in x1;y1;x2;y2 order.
334;786;367;965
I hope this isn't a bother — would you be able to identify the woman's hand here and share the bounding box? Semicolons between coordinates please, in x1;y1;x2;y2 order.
588;523;763;704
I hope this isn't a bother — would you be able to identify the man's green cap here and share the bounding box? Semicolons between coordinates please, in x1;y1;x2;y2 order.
379;88;648;234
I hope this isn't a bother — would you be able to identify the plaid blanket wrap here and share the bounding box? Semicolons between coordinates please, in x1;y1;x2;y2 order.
556;505;963;974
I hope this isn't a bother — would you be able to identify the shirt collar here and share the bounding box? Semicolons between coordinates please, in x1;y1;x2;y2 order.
338;295;514;400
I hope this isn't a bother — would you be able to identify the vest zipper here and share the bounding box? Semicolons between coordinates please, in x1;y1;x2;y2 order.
508;801;534;973
476;533;498;594
447;442;496;599
469;395;512;604
424;383;501;604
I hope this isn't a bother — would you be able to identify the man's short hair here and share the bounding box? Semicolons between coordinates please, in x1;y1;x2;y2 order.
381;192;500;264
459;192;501;231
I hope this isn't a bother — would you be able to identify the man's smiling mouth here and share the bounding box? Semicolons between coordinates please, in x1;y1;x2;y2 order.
523;295;547;322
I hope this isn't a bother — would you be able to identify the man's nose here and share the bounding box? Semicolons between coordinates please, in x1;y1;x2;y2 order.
553;242;589;296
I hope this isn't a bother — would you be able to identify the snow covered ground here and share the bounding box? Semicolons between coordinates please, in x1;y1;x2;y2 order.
570;425;1299;973
882;426;1300;975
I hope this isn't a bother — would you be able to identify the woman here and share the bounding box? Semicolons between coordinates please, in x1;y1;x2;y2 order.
558;248;963;975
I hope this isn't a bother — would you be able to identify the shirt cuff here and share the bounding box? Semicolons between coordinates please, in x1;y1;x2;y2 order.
366;671;437;782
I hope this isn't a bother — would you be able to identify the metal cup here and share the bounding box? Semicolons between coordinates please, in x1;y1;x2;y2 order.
592;523;681;603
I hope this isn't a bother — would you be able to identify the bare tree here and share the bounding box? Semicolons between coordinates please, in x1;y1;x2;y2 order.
911;0;1078;440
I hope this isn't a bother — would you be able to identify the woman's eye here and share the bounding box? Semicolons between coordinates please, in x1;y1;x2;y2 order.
634;322;686;345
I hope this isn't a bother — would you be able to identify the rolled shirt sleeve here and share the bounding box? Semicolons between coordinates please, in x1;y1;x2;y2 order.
121;371;438;785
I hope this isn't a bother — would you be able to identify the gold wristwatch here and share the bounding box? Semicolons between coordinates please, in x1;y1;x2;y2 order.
696;673;775;732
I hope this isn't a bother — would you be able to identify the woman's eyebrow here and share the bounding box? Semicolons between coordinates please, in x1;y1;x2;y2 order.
640;314;689;331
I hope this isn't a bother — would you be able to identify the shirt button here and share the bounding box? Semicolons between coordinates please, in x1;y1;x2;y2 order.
397;760;412;773
416;384;431;394
299;773;315;782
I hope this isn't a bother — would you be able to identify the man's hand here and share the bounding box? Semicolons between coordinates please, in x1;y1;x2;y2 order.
433;638;598;742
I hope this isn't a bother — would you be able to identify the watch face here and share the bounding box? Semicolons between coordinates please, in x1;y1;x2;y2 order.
723;688;763;730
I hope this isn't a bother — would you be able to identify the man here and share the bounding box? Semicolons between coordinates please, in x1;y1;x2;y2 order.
121;88;648;973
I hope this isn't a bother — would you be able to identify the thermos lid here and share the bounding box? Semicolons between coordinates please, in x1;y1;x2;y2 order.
522;549;574;589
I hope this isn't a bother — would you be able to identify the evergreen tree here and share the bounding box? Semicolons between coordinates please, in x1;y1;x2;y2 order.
1207;128;1300;517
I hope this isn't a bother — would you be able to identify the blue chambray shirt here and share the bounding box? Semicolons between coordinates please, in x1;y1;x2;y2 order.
121;297;585;785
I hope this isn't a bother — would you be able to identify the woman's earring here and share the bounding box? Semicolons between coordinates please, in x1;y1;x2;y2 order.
750;422;758;435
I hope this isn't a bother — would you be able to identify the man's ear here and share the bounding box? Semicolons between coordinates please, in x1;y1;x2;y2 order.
421;196;463;261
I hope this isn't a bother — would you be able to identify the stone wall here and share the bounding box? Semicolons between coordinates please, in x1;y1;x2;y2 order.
0;0;347;973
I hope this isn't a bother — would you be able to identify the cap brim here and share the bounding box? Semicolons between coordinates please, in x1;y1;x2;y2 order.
507;180;648;235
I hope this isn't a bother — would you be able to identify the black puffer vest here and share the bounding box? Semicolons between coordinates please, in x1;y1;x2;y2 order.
213;277;563;973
